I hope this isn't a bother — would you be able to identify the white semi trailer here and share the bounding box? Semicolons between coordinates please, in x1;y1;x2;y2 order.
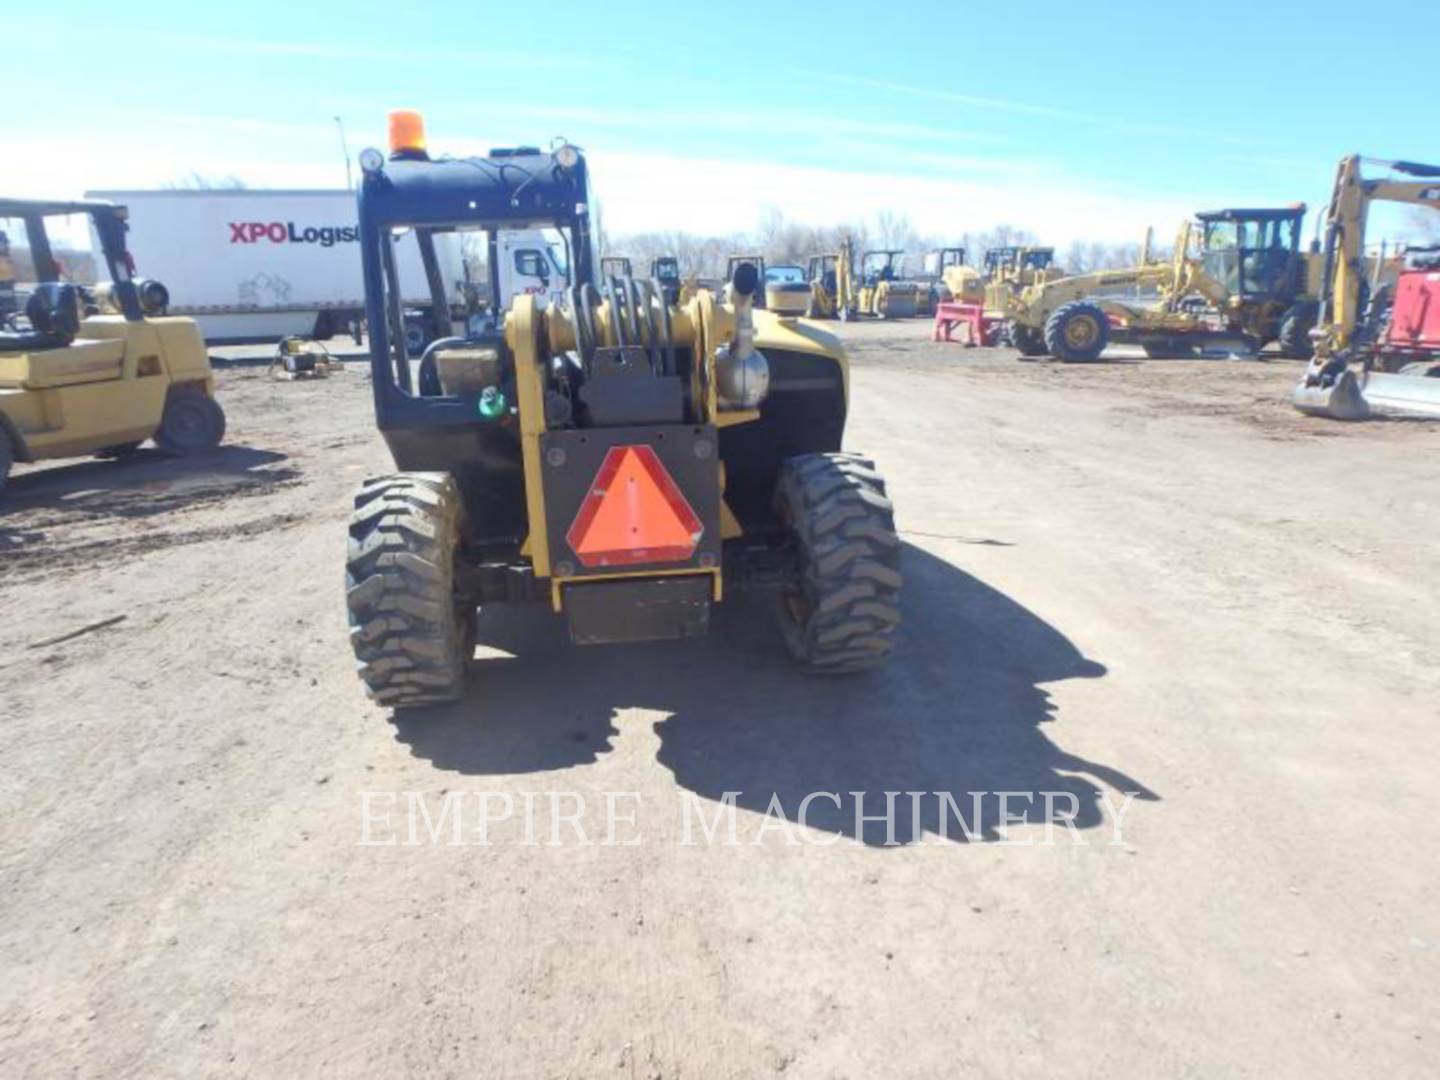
83;188;474;345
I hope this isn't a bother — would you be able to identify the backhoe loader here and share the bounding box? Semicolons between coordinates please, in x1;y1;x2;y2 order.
0;198;225;490
806;240;857;320
1293;155;1440;419
984;247;1063;285
345;115;900;707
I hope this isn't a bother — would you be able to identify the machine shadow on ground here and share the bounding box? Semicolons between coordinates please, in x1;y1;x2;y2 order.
391;543;1157;845
0;446;294;519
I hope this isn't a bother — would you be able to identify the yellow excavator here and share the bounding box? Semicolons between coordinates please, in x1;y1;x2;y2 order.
1293;155;1440;419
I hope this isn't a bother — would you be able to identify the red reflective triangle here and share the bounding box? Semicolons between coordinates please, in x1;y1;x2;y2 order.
566;445;703;567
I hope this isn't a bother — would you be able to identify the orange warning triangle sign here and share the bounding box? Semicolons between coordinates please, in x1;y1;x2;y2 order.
566;445;702;567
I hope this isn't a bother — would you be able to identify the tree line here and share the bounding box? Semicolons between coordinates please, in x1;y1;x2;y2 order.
598;206;1162;281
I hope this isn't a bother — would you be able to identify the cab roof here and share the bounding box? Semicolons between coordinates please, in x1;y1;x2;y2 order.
357;150;590;231
1196;206;1306;222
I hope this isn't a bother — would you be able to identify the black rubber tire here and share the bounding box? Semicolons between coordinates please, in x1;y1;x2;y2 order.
346;473;473;707
95;441;144;459
154;387;226;454
774;452;901;674
1276;304;1317;359
0;431;13;492
403;317;429;356
1011;324;1048;357
1044;301;1110;362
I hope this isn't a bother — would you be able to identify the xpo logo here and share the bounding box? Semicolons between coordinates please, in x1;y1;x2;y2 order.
228;222;359;247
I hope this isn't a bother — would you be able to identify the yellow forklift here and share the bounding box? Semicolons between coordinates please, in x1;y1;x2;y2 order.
0;198;225;490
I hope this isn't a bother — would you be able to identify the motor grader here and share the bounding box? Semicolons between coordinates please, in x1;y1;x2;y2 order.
345;115;901;706
988;207;1320;362
0;198;225;491
1294;155;1440;419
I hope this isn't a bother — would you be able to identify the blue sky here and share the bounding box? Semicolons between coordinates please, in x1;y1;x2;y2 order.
5;0;1437;245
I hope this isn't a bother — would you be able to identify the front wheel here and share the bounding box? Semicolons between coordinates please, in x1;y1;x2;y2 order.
346;473;473;707
1044;301;1110;362
155;388;226;454
774;453;901;674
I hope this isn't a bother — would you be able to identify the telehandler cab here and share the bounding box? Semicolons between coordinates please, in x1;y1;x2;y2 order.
0;198;225;490
345;116;901;706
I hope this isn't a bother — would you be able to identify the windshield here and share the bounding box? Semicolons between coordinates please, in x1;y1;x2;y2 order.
766;265;806;285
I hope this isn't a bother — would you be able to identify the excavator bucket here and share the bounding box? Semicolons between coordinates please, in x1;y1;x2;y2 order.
1293;367;1440;420
1292;369;1370;420
1357;369;1440;416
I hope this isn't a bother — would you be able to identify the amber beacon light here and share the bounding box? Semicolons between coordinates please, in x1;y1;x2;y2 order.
388;110;428;160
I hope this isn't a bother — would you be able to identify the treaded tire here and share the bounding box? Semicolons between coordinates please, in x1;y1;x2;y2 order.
1010;324;1048;357
775;452;901;674
155;387;226;454
1277;303;1317;359
346;472;473;707
0;431;12;492
1044;301;1110;362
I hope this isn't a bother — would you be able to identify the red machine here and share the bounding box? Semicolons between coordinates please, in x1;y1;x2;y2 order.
1384;252;1440;356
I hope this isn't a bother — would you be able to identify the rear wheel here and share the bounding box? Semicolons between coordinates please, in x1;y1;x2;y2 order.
1044;301;1110;362
346;472;473;707
1010;324;1048;357
155;387;226;454
775;453;901;674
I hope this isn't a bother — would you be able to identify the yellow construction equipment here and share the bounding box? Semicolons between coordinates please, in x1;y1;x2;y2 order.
1293;155;1440;419
857;250;924;318
763;263;811;316
984;207;1321;361
344;118;900;706
806;239;857;320
0;198;225;491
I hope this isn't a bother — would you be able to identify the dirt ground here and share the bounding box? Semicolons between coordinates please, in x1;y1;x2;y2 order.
2;323;1437;1078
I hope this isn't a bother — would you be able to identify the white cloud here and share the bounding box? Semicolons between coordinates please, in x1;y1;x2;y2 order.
8;129;1195;249
580;148;1193;246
